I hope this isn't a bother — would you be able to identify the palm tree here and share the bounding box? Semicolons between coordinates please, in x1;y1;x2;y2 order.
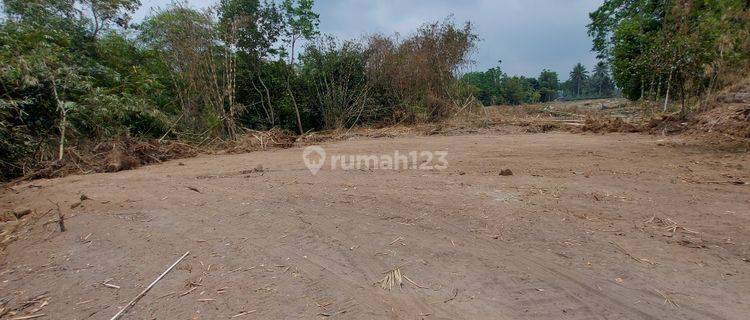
590;61;614;97
569;63;589;98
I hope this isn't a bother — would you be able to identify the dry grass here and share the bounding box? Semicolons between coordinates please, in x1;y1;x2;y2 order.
378;267;403;290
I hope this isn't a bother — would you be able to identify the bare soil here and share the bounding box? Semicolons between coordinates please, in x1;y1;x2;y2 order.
1;132;749;319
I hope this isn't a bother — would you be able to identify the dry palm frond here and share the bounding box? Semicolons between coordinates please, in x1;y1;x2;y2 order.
378;267;403;290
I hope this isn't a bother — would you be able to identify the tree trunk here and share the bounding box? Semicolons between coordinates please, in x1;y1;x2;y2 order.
289;34;297;67
50;76;65;161
258;74;275;125
640;76;645;101
679;76;687;117
663;69;673;113
287;79;304;135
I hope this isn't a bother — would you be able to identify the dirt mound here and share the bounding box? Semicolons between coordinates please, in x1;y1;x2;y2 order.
716;78;750;104
693;104;750;139
644;114;689;135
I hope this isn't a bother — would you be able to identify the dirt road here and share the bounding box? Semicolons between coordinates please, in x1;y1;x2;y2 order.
1;132;748;319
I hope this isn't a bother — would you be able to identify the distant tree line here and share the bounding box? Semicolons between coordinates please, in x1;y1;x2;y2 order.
588;0;749;113
461;61;616;106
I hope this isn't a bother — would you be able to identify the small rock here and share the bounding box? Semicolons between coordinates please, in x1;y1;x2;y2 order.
499;169;513;176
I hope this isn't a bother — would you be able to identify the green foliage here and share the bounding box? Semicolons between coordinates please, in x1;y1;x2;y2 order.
461;67;562;105
590;61;615;97
300;37;369;129
281;0;319;64
218;0;283;58
568;63;589;98
0;0;171;177
461;67;503;105
588;0;750;105
538;69;560;102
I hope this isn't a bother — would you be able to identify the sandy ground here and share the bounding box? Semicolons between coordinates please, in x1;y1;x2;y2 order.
1;132;749;319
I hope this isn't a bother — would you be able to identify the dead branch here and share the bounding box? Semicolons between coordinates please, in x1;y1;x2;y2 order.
611;241;655;265
109;251;190;320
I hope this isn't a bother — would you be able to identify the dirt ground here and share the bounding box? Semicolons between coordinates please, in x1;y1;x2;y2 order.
1;131;748;319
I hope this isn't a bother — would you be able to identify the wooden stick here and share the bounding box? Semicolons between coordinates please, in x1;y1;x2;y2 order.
10;314;46;320
611;241;655;265
109;251;190;320
46;200;65;232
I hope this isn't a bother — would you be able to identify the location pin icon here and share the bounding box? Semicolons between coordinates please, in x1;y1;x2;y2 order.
303;145;326;175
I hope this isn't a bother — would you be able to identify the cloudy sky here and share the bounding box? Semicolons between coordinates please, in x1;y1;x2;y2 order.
136;0;602;77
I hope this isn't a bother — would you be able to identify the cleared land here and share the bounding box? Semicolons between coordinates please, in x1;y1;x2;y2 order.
1;131;748;319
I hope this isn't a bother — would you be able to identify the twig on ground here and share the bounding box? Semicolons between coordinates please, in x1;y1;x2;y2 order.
403;274;428;289
9;314;45;320
664;218;699;234
46;200;65;232
389;236;404;245
611;241;656;265
179;287;197;297
109;251;190;320
444;289;459;303
655;289;680;309
231;310;256;318
186;186;202;193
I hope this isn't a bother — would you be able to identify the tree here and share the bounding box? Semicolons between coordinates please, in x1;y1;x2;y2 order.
281;0;319;67
139;4;239;137
83;0;141;37
568;63;589;98
218;0;282;57
499;76;531;105
589;61;614;97
4;0;141;37
538;69;559;102
300;36;369;129
461;66;503;105
588;0;750;108
281;0;319;134
218;0;285;128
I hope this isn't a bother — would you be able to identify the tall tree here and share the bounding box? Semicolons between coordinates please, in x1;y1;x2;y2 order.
83;0;141;37
218;0;282;57
281;0;319;66
589;61;614;97
281;0;319;134
568;63;589;98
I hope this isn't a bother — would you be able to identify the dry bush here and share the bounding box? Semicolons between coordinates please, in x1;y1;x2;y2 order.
19;136;200;181
215;128;297;154
692;105;750;139
364;18;478;123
